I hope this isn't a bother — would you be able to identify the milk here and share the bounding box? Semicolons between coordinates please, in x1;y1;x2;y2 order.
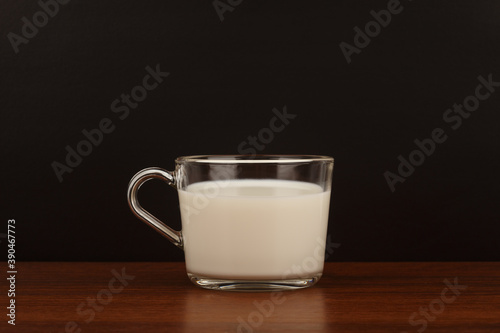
178;179;331;280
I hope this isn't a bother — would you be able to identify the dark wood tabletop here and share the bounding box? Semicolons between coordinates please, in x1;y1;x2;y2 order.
5;262;500;332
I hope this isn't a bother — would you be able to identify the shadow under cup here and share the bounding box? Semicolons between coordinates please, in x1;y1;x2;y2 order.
128;155;334;291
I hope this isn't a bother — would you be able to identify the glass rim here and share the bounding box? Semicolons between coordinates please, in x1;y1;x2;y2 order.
176;154;334;164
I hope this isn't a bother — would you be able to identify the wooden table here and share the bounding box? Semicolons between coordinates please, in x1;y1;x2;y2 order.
5;262;500;332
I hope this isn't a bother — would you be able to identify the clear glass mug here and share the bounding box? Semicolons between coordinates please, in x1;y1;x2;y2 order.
127;155;334;291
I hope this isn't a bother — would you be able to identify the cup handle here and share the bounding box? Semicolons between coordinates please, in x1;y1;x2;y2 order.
127;167;183;249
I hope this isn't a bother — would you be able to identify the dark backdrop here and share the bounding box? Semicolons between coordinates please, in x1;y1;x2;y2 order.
1;0;499;261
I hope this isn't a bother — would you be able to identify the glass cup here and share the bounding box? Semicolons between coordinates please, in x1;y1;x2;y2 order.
127;155;334;291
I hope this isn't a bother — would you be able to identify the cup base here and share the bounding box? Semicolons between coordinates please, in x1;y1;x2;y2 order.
187;273;322;291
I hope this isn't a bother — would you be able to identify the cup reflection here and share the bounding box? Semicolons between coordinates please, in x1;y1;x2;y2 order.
181;285;328;332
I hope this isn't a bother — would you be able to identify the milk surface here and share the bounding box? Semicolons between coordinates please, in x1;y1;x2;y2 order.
178;179;331;279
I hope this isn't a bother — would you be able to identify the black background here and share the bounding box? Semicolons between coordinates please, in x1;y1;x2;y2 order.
1;0;499;262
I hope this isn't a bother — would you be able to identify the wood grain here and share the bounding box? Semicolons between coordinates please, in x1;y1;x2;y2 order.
4;262;500;332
